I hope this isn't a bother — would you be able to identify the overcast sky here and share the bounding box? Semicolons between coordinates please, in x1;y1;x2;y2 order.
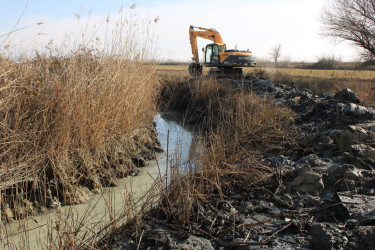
0;0;359;62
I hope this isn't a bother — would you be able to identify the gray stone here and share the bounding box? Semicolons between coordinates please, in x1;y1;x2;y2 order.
334;88;360;104
304;195;321;207
232;78;275;93
176;236;215;250
344;168;363;181
266;155;294;169
336;126;369;151
295;154;331;168
310;224;336;250
310;223;350;250
351;144;375;161
291;164;324;195
356;226;375;249
337;103;375;123
338;192;375;222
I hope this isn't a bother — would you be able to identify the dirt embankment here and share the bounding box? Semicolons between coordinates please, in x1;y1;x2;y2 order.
101;76;375;249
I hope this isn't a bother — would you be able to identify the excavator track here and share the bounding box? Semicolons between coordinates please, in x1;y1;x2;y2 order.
208;67;243;79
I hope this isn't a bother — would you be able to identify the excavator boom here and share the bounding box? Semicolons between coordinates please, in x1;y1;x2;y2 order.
189;26;224;63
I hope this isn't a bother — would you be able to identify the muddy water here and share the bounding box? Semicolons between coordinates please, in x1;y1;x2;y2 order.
1;112;197;249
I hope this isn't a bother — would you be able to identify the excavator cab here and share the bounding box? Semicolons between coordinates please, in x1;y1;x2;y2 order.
205;44;220;65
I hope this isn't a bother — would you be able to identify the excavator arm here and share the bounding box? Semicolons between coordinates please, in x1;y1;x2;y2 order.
189;26;224;63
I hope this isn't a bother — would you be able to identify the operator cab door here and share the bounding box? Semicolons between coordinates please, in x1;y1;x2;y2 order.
205;44;219;65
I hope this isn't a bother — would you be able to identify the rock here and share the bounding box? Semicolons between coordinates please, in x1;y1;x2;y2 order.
231;77;275;92
336;125;369;151
173;235;215;250
327;163;354;177
240;78;276;92
310;224;336;250
351;144;375;161
343;168;364;181
334;88;360;104
266;155;294;169
310;223;347;250
355;226;375;249
338;192;375;224
304;195;321;207
255;79;275;91
274;90;287;99
291;164;324;195
295;154;331;168
337;103;375;124
362;122;375;132
325;164;362;191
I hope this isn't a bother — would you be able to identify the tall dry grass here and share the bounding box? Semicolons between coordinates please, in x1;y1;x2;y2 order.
0;8;160;223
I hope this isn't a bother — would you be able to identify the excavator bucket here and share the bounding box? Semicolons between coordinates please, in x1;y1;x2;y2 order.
189;63;202;77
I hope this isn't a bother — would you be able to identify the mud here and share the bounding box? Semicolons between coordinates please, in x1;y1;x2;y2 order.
102;77;375;249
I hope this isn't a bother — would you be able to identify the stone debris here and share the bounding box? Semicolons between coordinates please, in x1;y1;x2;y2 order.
291;164;324;194
102;77;375;249
336;125;371;151
233;77;375;249
333;88;360;104
337;103;375;124
338;192;375;225
310;223;348;250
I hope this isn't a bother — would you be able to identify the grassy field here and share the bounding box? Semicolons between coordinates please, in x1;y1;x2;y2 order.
156;64;375;106
156;64;375;80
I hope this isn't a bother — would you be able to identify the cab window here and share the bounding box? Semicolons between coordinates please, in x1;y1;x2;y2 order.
205;46;212;63
218;45;226;53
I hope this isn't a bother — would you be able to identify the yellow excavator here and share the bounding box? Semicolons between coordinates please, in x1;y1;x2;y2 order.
189;25;256;77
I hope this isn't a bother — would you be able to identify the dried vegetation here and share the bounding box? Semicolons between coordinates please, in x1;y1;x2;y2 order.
99;76;299;248
0;16;160;225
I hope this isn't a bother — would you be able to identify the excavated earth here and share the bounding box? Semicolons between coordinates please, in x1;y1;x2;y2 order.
102;77;375;250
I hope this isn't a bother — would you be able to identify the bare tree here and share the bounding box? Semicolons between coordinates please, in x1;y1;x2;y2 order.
268;44;282;67
321;0;375;62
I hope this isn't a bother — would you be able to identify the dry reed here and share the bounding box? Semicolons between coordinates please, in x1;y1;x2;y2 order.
0;5;160;230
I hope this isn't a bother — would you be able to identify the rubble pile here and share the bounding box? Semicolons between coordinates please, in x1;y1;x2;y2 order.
229;77;375;249
104;78;375;249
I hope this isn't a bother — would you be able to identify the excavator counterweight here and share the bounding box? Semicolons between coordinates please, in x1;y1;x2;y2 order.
188;25;256;77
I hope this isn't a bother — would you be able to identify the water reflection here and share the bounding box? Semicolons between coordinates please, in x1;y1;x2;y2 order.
154;112;202;172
